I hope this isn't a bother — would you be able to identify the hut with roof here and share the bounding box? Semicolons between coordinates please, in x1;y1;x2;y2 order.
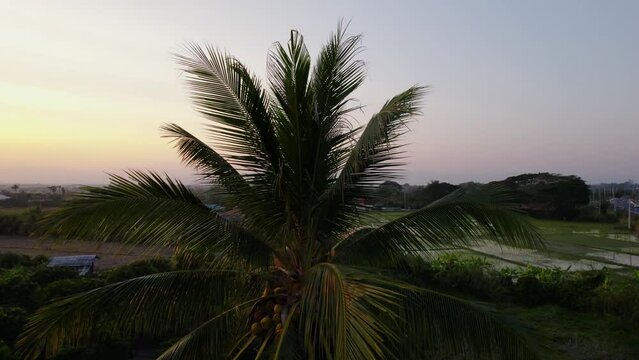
48;255;99;275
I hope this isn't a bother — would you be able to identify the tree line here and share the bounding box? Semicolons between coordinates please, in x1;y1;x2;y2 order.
374;173;592;220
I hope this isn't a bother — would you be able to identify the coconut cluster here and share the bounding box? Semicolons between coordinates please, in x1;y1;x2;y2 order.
249;287;289;336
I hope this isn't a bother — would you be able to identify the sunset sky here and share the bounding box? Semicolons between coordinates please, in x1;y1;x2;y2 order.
1;0;637;185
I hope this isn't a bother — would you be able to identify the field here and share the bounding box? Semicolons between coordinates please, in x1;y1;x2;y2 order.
364;211;639;271
0;236;171;270
1;207;637;272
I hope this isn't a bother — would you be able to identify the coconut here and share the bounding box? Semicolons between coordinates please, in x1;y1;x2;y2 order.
250;322;263;336
275;323;283;334
260;316;273;329
272;313;281;324
274;304;283;314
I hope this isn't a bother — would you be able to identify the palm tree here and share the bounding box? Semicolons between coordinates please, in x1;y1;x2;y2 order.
18;26;543;359
11;184;19;193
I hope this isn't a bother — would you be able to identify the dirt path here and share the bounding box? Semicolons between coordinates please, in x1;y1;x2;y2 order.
0;236;172;270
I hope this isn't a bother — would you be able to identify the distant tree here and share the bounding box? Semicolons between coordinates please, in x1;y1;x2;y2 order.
410;181;459;208
375;181;404;207
10;185;19;193
494;173;590;220
543;178;590;219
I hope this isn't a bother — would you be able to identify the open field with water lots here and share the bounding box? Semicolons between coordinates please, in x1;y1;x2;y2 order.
1;208;637;272
366;212;639;271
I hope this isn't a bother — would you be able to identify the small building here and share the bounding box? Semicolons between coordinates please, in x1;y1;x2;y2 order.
48;255;99;275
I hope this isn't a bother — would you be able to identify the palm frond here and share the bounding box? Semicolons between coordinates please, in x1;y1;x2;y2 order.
316;86;426;242
17;270;262;360
311;21;365;128
300;263;402;360
175;44;279;173
161;123;249;191
156;298;258;360
267;30;312;127
38;171;276;267
161;123;286;240
333;185;544;265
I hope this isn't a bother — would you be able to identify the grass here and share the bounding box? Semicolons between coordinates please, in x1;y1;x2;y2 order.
532;219;636;249
504;305;639;359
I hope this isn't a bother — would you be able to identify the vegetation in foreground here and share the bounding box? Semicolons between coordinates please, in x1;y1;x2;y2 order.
3;253;639;359
14;25;545;359
398;255;639;359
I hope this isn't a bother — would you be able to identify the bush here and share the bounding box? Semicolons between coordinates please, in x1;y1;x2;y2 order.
398;254;511;301
591;277;639;321
0;208;43;236
557;270;606;309
38;278;107;304
103;258;173;283
0;267;38;308
514;276;548;306
0;253;34;269
30;266;79;286
0;253;48;269
0;307;26;344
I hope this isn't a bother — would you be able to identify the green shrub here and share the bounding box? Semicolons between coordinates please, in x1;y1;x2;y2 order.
404;254;510;301
0;253;47;269
591;278;639;321
31;266;79;286
103;258;173;283
0;208;43;236
38;278;106;304
514;276;548;306
556;270;606;309
0;267;38;308
0;253;33;269
0;306;26;344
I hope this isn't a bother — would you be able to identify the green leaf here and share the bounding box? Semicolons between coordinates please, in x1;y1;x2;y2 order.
17;270;262;360
301;263;402;360
316;86;426;245
37;171;275;268
156;298;258;360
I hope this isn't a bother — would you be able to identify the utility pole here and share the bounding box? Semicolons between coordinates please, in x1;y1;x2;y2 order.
629;200;637;230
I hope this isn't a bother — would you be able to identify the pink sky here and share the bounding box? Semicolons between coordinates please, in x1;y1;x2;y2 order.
1;1;637;185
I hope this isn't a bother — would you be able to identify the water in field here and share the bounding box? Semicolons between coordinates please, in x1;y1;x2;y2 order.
465;243;623;270
606;233;639;242
585;250;639;267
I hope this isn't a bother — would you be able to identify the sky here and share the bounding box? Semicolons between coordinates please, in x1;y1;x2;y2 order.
1;0;637;185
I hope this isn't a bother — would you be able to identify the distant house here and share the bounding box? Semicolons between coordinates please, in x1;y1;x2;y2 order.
610;198;639;215
48;255;99;275
0;194;10;201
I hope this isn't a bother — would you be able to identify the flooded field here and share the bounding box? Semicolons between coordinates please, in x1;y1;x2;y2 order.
368;212;639;271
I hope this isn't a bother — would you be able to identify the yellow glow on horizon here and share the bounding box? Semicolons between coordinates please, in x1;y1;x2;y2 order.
0;80;199;180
